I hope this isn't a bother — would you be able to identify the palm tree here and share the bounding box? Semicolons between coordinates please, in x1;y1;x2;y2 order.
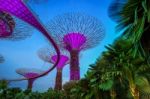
108;0;150;58
87;38;150;99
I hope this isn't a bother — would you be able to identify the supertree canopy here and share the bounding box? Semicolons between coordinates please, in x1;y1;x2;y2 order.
0;11;15;37
38;47;69;90
0;54;4;63
16;68;44;90
0;11;33;40
0;0;60;80
47;13;105;80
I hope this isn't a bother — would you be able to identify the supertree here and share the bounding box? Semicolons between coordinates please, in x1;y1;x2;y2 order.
47;13;105;80
16;68;44;90
0;11;33;40
0;0;60;81
38;47;69;90
0;54;4;63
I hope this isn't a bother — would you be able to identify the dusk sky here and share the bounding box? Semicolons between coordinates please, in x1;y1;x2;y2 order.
0;0;120;92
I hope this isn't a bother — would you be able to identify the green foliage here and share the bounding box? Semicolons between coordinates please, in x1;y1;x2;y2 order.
0;80;66;99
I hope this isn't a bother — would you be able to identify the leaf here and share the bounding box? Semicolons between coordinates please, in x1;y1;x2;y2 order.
99;80;114;91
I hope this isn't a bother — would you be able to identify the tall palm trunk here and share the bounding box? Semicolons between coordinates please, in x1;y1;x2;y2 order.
110;89;117;99
130;84;139;99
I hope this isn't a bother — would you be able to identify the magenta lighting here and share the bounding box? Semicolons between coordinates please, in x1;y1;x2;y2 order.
47;13;105;80
0;11;15;37
51;55;69;69
16;68;44;90
0;0;60;80
38;47;69;90
0;11;33;40
0;54;4;63
51;54;69;90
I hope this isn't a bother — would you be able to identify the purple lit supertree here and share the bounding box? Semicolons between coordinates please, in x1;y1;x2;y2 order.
0;0;60;81
47;13;105;80
0;11;33;40
0;54;4;63
38;47;69;90
16;68;44;90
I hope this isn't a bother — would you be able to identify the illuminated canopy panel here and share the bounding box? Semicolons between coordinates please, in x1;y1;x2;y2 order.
16;68;44;78
0;11;33;41
37;47;69;90
0;11;15;37
63;33;86;51
24;73;40;78
47;13;105;80
0;0;60;80
0;0;45;32
47;13;105;51
16;68;44;90
38;47;69;69
51;55;69;69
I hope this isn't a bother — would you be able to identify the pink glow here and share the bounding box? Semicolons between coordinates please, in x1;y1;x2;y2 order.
0;0;47;33
70;70;80;80
51;55;69;69
0;0;61;80
24;72;40;78
63;33;86;51
0;19;12;37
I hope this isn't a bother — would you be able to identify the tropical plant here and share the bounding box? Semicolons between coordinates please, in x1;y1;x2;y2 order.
109;0;150;58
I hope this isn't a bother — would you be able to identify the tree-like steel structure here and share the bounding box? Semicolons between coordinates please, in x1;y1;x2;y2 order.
47;13;105;80
0;0;60;81
38;47;69;90
16;68;44;90
0;11;33;40
0;54;4;63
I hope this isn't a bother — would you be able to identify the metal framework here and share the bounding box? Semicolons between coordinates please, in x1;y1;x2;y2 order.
0;0;60;81
38;47;69;90
16;68;44;90
47;13;105;80
0;11;33;40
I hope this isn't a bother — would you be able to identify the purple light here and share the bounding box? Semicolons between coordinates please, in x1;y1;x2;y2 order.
70;70;80;80
0;11;15;37
0;0;49;34
0;19;11;37
24;72;40;78
37;47;69;90
0;0;60;80
63;33;86;51
16;68;44;90
51;55;69;69
47;13;105;81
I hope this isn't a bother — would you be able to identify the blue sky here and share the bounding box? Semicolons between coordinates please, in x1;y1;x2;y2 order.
0;0;119;92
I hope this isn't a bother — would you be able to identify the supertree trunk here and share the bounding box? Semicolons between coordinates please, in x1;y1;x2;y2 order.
27;79;35;90
70;50;80;80
54;69;62;90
